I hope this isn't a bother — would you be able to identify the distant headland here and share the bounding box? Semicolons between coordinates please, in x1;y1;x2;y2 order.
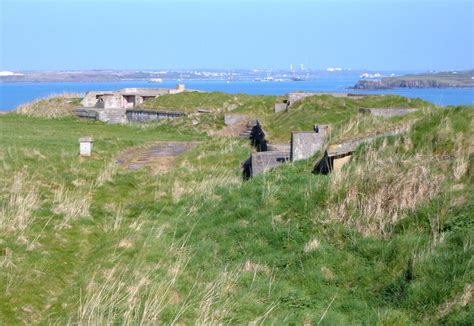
353;70;474;89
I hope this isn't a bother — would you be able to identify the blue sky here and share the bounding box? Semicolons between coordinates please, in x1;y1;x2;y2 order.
1;0;473;71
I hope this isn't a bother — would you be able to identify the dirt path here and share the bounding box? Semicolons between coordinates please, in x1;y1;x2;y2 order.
116;141;201;173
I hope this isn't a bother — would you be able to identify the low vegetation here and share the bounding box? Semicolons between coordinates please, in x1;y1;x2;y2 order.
15;93;82;118
0;93;472;324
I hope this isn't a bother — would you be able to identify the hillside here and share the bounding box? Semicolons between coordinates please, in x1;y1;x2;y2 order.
354;70;474;89
1;93;473;324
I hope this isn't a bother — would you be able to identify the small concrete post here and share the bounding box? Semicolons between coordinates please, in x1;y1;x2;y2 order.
274;102;288;113
79;137;93;157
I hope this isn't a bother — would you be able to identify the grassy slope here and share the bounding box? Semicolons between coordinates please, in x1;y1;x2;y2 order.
1;97;472;324
15;94;82;118
139;91;430;143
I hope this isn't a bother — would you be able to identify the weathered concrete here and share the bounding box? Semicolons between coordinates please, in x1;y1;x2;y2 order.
75;108;127;124
251;150;291;176
274;102;288;113
79;137;93;157
290;124;330;161
75;108;99;120
224;114;250;126
96;94;126;109
197;108;211;113
267;143;291;152
326;127;409;157
79;84;188;110
287;92;318;106
116;141;200;173
359;108;419;118
126;110;186;122
314;126;410;174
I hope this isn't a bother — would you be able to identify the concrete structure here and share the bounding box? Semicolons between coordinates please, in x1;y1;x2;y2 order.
79;137;93;156
286;92;376;107
250;150;291;176
359;108;419;118
76;84;188;124
267;143;291;152
313;126;410;174
287;92;318;106
274;102;288;113
290;124;330;161
126;110;187;122
80;85;186;110
224;114;250;126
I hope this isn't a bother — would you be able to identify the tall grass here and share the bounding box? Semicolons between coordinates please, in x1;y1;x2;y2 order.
16;93;82;118
327;143;444;236
0;170;40;232
53;184;90;228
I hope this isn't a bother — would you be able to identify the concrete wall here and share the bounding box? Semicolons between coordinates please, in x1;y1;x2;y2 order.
75;108;98;120
96;94;126;109
287;92;318;106
274;103;288;113
290;125;329;161
224;114;249;126
251;151;291;176
126;110;186;122
80;92;102;107
359;108;419;118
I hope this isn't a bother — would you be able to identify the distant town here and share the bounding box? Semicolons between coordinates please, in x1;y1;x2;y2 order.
0;67;388;83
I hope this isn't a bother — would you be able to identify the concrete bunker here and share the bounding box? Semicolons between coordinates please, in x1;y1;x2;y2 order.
313;127;410;175
126;110;187;122
76;84;189;124
290;124;330;161
243;150;291;179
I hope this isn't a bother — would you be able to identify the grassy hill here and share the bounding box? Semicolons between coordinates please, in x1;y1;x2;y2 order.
1;93;473;324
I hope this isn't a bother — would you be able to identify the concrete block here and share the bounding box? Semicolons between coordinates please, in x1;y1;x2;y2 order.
274;103;287;113
79;137;93;157
224;114;249;126
291;131;326;161
359;108;419;118
251;151;290;176
96;94;126;109
80;91;102;107
287;92;317;106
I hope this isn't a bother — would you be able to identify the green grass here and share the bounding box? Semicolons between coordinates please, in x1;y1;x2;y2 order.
139;91;432;143
0;97;472;324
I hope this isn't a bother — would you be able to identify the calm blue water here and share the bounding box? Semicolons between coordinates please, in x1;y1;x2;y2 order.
1;77;473;110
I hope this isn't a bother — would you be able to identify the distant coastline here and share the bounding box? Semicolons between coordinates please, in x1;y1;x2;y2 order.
353;70;474;90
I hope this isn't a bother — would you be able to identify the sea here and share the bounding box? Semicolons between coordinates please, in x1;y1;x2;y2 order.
1;76;473;111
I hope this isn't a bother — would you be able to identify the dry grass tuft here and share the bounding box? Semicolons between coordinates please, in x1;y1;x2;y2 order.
437;283;473;320
172;171;240;202
73;245;190;324
196;269;239;325
242;260;270;274
0;170;40;232
327;144;444;237
304;238;321;253
53;184;90;228
95;161;118;187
